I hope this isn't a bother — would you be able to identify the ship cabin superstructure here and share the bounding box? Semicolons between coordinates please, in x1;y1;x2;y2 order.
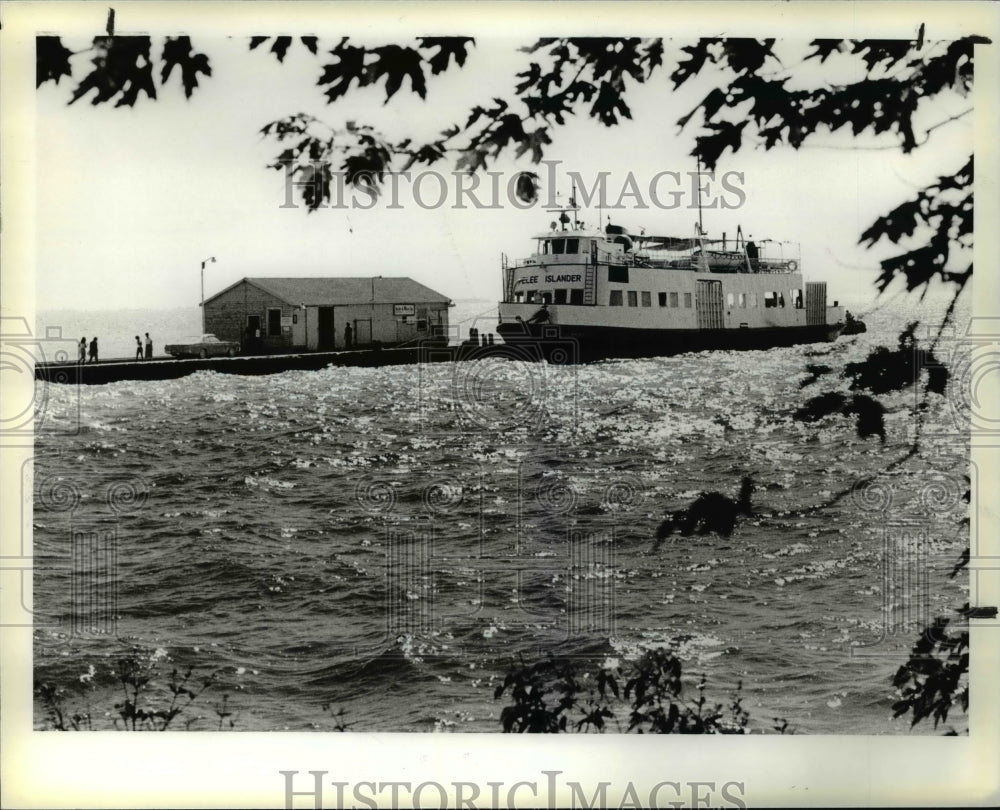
498;223;844;336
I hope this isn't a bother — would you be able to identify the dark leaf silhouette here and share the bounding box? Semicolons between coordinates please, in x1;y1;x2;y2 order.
36;36;74;87
271;36;293;63
843;394;886;443
69;36;157;107
892;604;970;731
670;39;720;88
805;39;844;63
418;36;474;75
160;37;212;98
370;45;427;101
318;40;367;102
495;650;756;734
514;172;538;204
799;364;833;388
844;322;949;397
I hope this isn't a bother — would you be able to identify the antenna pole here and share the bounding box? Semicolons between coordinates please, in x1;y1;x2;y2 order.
571;177;578;229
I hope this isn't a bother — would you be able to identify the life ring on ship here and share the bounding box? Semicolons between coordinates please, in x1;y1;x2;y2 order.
787;260;798;271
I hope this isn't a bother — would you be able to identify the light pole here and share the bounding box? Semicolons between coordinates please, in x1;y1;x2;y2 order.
200;256;216;333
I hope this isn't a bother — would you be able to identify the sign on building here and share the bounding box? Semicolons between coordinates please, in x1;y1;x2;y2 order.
393;304;415;316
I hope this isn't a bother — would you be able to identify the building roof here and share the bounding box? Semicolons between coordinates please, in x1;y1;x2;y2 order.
206;277;451;306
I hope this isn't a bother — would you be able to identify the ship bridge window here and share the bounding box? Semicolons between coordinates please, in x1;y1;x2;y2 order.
554;289;567;304
539;240;548;255
570;289;584;305
641;291;651;307
627;291;638;307
610;290;623;306
684;292;693;308
541;292;553;304
791;289;803;308
669;292;679;308
658;292;667;307
566;238;579;254
525;289;537;302
778;293;786;308
551;238;565;254
727;293;735;307
514;291;524;303
739;292;747;308
764;291;778;308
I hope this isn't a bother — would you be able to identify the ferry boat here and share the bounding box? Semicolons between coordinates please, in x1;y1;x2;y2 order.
496;207;845;363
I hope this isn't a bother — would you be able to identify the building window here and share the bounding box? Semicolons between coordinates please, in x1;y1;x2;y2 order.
627;291;638;307
658;292;667;307
684;292;693;308
417;319;427;331
554;289;567;304
641;291;651;307
610;290;623;306
570;289;584;305
669;292;679;308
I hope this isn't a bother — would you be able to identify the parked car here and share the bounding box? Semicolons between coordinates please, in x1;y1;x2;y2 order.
164;334;240;359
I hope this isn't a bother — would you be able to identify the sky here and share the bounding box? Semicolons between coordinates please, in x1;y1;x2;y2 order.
32;11;976;313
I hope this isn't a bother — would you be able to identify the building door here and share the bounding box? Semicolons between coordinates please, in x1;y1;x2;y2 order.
267;308;282;337
245;315;262;353
317;307;335;350
695;280;725;329
354;319;372;346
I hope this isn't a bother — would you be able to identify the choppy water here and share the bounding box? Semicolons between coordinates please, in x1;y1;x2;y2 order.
32;294;970;733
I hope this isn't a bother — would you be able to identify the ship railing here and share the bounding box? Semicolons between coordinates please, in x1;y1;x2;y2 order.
506;249;799;272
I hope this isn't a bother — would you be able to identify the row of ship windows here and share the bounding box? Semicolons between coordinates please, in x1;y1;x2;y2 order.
610;290;804;308
611;290;804;308
515;289;585;304
610;291;692;308
515;289;805;308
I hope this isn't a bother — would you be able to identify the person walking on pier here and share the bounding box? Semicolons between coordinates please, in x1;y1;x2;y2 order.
144;332;153;359
88;337;99;363
78;337;87;364
135;336;143;360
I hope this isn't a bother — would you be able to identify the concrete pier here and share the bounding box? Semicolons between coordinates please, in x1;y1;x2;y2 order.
35;346;458;385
